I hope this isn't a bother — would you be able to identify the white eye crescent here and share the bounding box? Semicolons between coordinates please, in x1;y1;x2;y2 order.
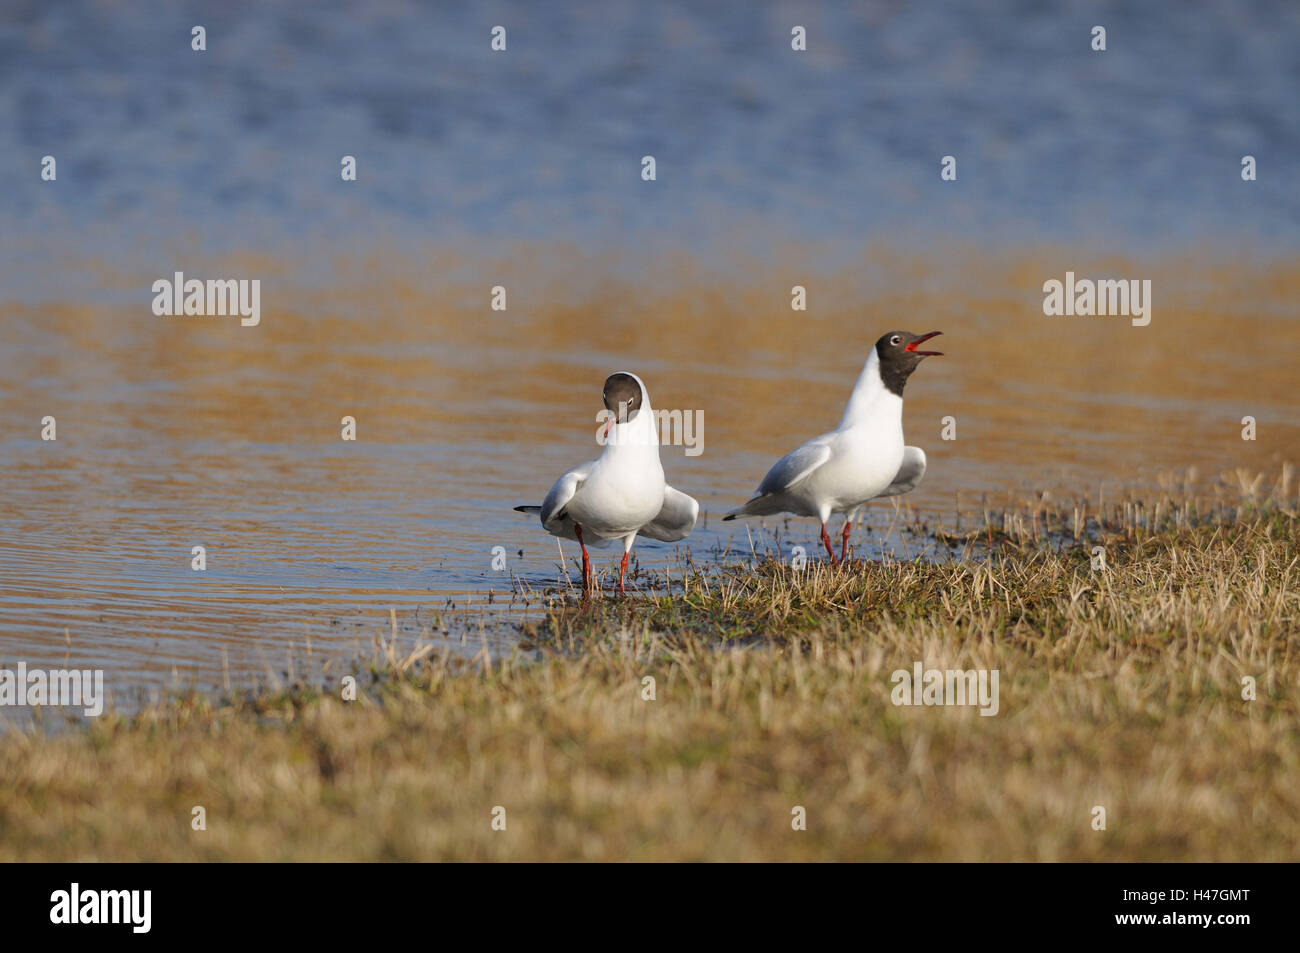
889;334;902;346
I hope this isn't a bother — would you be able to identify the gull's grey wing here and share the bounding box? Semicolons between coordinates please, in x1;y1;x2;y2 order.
638;485;699;542
514;461;594;541
722;439;832;520
539;464;587;526
875;446;927;498
755;440;833;496
724;439;833;520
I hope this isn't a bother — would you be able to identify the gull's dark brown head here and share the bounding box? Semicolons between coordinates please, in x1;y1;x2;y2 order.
602;372;643;423
875;331;943;397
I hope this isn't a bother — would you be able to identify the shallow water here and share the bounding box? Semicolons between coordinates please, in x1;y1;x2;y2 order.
1;1;1298;701
5;0;1300;289
3;251;1297;701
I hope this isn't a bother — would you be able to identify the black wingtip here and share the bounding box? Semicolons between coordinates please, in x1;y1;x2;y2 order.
513;506;530;513
722;514;736;521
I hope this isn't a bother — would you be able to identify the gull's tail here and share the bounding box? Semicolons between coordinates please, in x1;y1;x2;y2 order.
722;495;782;521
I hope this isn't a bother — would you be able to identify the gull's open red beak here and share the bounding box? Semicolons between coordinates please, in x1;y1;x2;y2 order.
905;331;943;356
604;417;614;439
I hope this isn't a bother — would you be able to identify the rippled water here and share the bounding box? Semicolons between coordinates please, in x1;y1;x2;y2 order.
3;252;1297;701
1;0;1298;701
4;0;1300;293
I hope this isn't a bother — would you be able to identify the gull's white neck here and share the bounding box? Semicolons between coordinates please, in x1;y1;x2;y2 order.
601;397;661;460
837;349;903;431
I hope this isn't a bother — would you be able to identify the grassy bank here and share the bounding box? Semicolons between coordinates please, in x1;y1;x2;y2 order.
2;469;1298;861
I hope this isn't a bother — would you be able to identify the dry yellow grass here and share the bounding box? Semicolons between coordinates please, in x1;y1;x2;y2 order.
1;469;1297;861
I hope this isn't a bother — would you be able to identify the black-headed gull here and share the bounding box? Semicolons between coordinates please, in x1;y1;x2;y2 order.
723;330;942;563
516;372;699;593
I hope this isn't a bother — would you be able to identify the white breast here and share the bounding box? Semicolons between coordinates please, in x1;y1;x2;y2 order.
791;356;906;514
563;402;666;540
804;422;904;511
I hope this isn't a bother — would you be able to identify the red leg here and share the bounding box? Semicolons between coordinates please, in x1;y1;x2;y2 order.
820;523;839;564
841;518;853;562
619;550;629;594
574;523;592;592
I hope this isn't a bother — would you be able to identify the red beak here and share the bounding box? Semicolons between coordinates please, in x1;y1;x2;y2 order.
905;331;943;356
